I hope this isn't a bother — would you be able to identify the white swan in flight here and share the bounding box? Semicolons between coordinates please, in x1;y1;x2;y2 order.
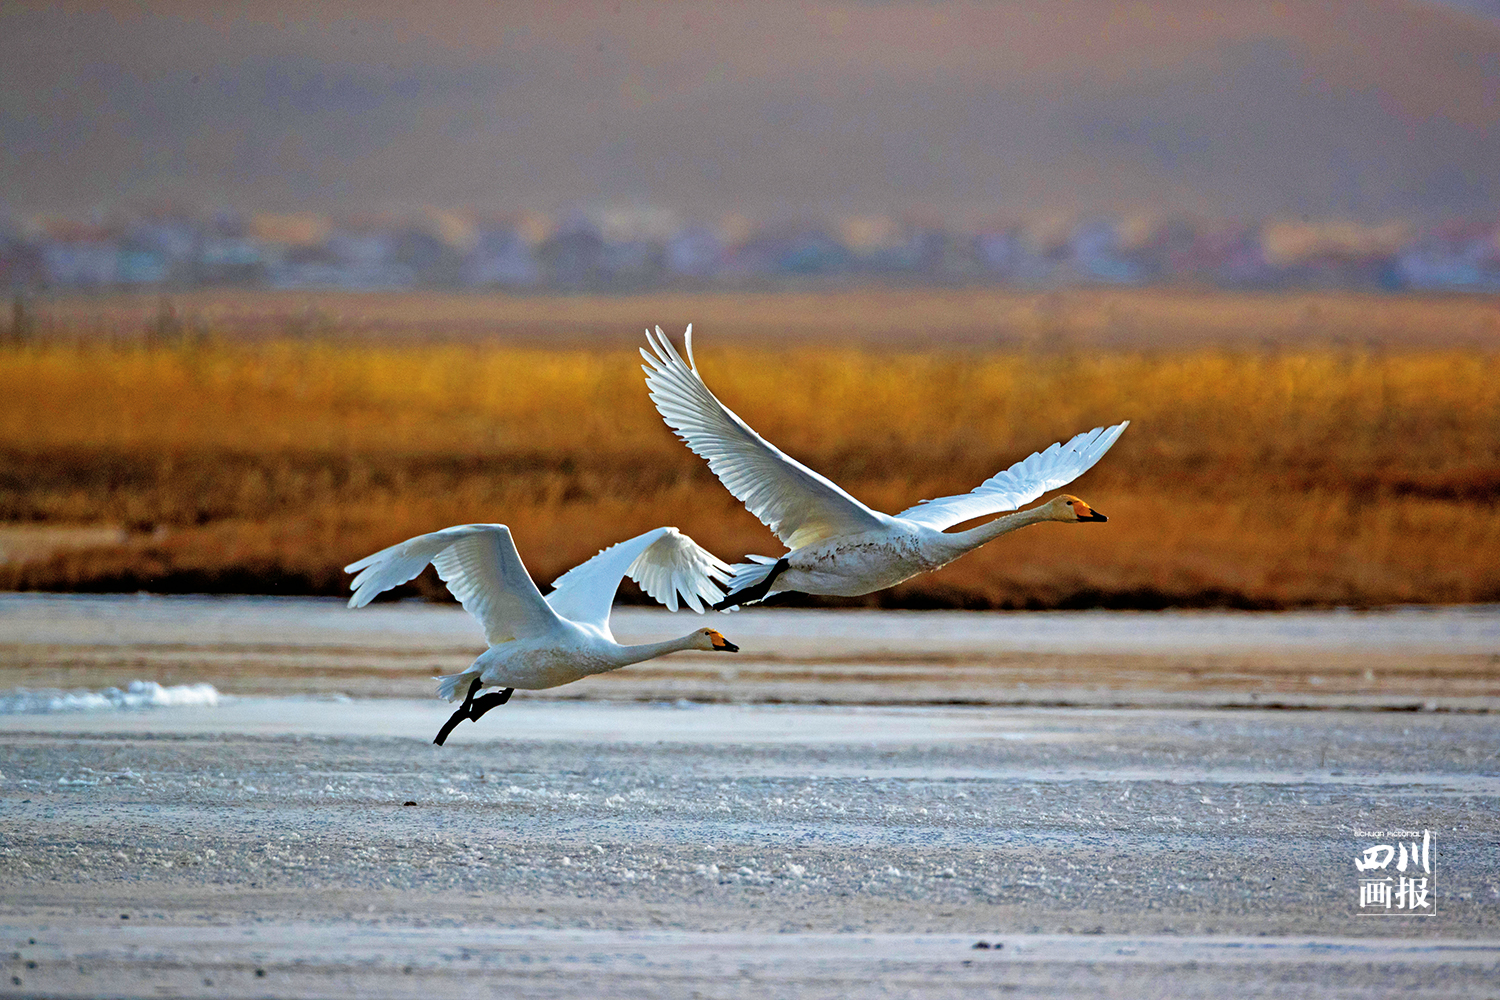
641;326;1128;609
345;523;739;744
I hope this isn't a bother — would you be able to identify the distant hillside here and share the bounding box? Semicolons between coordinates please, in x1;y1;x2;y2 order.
2;0;1498;221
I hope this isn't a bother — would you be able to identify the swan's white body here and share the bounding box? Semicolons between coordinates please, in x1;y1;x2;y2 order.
641;326;1128;605
345;524;737;699
737;518;1017;598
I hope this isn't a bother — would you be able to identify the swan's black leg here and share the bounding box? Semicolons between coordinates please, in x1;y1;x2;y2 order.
433;708;467;747
713;557;791;611
433;678;484;746
433;683;517;746
467;687;514;724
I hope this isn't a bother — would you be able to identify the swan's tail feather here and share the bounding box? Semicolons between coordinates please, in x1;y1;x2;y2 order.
436;670;483;704
714;555;786;610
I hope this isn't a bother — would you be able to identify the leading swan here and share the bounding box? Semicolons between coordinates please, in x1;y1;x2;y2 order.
641;326;1128;609
345;523;739;744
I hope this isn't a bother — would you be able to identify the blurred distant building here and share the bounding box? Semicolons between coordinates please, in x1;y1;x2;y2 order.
129;218;198;256
973;228;1024;278
1393;221;1500;291
599;237;664;289
42;240;120;288
392;226;463;287
664;225;725;280
1069;218;1147;285
730;223;854;279
324;226;412;289
0;220;43;288
198;236;265;286
4;203;1499;295
1260;219;1409;290
851;220;982;282
1201;227;1275;289
461;225;541;288
536;215;606;290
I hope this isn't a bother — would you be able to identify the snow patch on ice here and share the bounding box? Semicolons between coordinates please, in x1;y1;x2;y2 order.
0;680;221;714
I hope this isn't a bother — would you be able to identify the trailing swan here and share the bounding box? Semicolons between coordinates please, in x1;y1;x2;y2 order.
641;326;1127;609
345;523;738;744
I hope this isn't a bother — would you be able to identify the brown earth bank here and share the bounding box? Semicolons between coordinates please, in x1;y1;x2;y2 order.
13;286;1500;349
2;289;1499;608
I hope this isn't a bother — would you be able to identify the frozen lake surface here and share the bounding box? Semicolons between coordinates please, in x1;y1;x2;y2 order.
3;594;1498;997
4;592;1499;652
4;593;1498;712
4;698;1498;998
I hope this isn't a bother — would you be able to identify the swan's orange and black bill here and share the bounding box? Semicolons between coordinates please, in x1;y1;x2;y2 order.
709;630;739;652
1078;508;1108;522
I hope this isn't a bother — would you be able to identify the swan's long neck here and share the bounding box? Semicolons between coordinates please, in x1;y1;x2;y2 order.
929;505;1056;560
605;633;704;670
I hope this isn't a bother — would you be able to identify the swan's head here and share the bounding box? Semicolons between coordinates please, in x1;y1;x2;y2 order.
1046;494;1108;523
696;628;740;652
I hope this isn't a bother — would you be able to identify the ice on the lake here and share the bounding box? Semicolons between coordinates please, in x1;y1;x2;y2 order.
0;680;221;714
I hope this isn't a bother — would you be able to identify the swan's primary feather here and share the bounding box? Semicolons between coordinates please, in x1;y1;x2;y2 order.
345;524;559;644
895;421;1129;530
641;325;888;549
348;522;730;644
547;526;731;630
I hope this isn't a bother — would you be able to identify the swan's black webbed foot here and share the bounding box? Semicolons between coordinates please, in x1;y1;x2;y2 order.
468;687;514;723
433;680;516;746
712;557;790;611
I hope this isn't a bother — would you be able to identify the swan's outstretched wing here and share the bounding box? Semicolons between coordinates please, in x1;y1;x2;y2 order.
896;422;1129;531
345;524;560;644
642;326;888;550
547;526;732;631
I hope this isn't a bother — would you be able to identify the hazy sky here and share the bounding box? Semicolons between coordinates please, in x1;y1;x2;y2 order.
4;1;1498;223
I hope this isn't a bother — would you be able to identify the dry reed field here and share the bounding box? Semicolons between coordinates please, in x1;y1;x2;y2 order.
3;288;1500;608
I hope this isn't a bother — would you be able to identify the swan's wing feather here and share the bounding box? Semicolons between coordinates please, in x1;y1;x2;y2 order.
344;526;471;607
896;422;1129;530
642;326;887;549
625;527;734;614
547;526;732;630
345;524;559;644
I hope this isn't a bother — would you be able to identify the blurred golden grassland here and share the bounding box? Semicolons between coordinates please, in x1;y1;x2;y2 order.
3;288;1500;608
